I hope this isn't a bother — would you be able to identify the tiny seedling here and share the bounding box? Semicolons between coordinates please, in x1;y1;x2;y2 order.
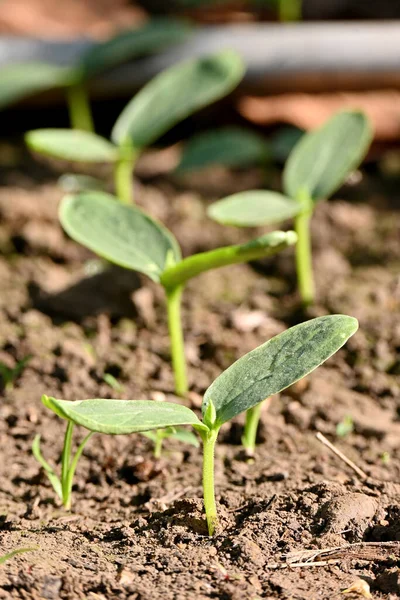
0;547;38;565
26;50;245;204
103;373;124;393
58;190;296;396
0;355;31;391
208;110;372;306
39;314;358;533
141;426;199;459
336;414;354;438
0;18;191;132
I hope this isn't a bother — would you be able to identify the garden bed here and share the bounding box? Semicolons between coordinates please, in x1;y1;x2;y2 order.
0;151;400;599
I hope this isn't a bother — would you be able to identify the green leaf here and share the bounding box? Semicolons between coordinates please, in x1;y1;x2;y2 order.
59;191;181;282
283;110;372;201
208;190;301;227
203;315;358;426
80;18;192;79
176;126;268;172
0;547;38;565
270;126;304;163
58;173;107;193
0;62;74;109
31;435;63;500
112;49;245;148
42;396;207;434
25;129;118;163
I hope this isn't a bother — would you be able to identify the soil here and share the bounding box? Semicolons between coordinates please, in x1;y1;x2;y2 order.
0;150;400;600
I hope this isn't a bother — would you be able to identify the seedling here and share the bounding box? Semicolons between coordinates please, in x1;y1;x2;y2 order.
58;190;297;396
142;426;199;458
26;50;245;204
208;110;372;306
336;414;354;438
39;314;358;533
0;18;191;132
0;355;31;391
0;547;38;565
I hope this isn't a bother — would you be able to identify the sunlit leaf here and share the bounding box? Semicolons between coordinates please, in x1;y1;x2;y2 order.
59;191;181;282
25;129;118;162
283;110;372;201
177;126;268;172
112;49;245;147
208;190;300;227
80;18;192;79
203;315;358;426
42;396;207;434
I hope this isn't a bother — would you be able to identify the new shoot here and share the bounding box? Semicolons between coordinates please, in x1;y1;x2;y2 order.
58;190;297;396
25;50;245;204
208;110;372;306
40;314;358;533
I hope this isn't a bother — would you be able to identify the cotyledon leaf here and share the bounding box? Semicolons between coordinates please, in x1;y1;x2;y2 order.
207;190;301;227
203;315;358;426
283;110;372;202
42;396;208;434
111;49;245;148
59;191;181;282
25;129;118;163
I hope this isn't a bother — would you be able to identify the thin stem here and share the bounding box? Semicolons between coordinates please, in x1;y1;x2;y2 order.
63;431;94;510
66;83;94;132
153;431;164;459
165;284;188;397
242;401;264;456
114;155;135;204
61;421;74;508
201;428;219;536
294;202;314;307
160;231;296;290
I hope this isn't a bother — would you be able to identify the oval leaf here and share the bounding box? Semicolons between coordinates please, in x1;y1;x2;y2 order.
42;396;206;434
203;315;358;426
0;62;74;109
177;126;268;172
59;191;181;282
283;110;372;201
80;18;191;79
111;49;245;148
26;129;118;163
208;190;301;227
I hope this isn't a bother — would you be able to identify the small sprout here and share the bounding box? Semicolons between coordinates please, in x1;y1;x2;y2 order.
0;547;38;565
336;415;354;438
39;314;358;533
0;18;191;132
342;579;372;598
208;110;373;306
142;426;199;459
381;451;391;465
26;50;245;204
0;355;31;391
59;191;297;396
103;373;124;393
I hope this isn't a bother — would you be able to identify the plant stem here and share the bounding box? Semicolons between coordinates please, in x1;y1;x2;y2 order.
64;431;94;509
153;431;164;459
242;401;263;456
66;83;94;132
201;428;219;536
61;421;74;509
114;156;135;204
165;284;188;397
160;231;296;290
294;205;314;307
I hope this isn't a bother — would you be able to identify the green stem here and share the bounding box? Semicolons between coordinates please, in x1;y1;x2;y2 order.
201;428;219;536
114;155;135;204
242;401;264;456
61;421;74;508
165;285;188;397
294;201;314;307
63;431;94;510
153;431;164;459
160;231;296;290
66;83;94;132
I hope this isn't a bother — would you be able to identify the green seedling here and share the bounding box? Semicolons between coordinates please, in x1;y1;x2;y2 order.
58;190;296;396
103;373;124;393
39;314;358;533
26;50;245;204
0;18;191;132
0;355;31;391
0;547;38;565
208;110;372;306
142;426;199;458
336;414;354;438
